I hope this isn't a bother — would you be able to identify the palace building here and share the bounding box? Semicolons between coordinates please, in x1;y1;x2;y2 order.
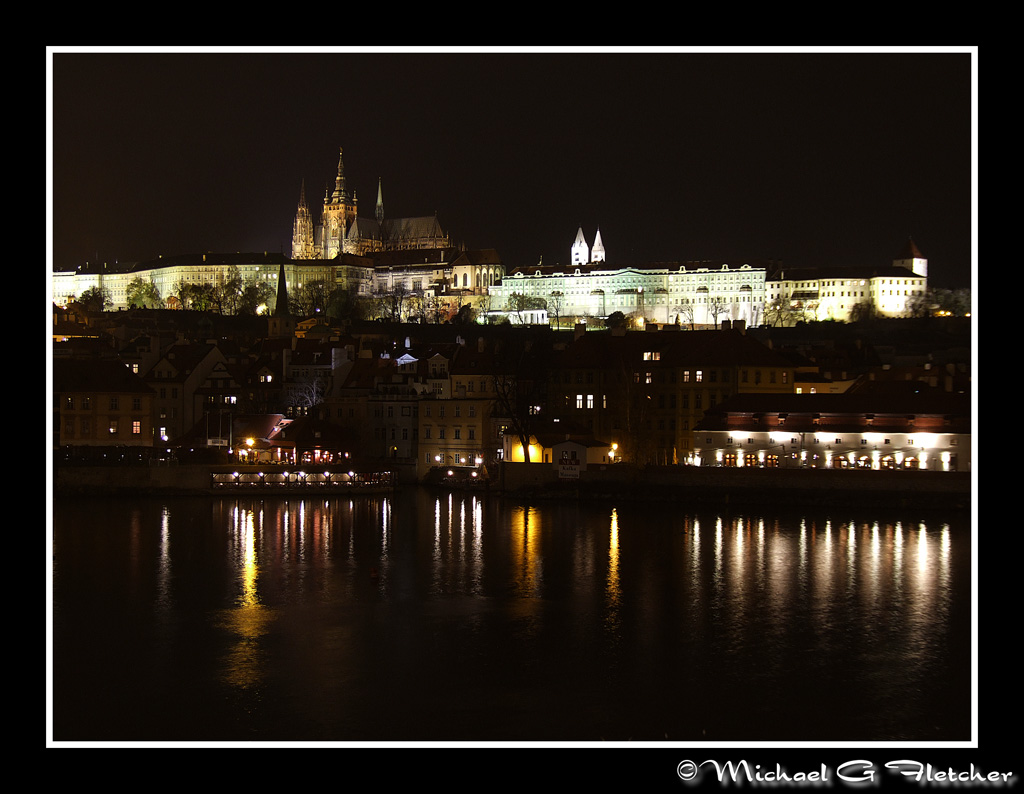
489;226;770;328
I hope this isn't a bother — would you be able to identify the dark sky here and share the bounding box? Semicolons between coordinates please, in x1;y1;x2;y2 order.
49;48;975;288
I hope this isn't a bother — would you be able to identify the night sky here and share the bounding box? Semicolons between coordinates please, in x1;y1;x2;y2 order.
48;48;975;289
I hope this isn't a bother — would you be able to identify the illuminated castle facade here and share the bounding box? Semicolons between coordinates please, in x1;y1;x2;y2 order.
292;147;449;260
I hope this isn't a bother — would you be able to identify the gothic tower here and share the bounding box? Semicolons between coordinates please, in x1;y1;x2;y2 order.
376;177;384;225
591;228;606;263
894;237;928;279
571;226;589;266
291;181;318;260
321;147;358;259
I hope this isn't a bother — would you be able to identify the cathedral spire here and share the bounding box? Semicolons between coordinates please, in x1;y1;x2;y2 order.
376;177;384;225
331;147;347;202
291;180;317;259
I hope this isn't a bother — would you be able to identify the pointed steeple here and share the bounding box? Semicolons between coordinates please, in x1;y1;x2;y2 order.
571;226;589;266
376;177;384;225
291;180;317;259
591;228;606;263
894;236;928;279
331;147;347;202
274;263;290;317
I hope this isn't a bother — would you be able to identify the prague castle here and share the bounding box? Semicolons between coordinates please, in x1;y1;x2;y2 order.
50;145;931;326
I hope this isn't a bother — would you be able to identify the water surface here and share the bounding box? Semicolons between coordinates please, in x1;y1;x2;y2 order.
51;489;971;743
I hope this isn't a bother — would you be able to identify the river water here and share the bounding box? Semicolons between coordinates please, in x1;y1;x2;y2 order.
50;488;972;744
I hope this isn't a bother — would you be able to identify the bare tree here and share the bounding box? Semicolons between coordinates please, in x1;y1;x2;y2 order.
374;284;411;322
287;373;330;416
548;291;565;328
491;334;549;463
673;298;695;330
708;295;729;328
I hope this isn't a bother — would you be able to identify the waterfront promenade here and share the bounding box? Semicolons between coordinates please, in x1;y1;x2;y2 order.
52;460;970;509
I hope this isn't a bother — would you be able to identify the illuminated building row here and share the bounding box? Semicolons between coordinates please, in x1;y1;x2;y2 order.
692;391;970;471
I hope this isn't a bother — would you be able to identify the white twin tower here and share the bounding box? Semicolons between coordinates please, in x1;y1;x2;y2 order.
571;226;606;266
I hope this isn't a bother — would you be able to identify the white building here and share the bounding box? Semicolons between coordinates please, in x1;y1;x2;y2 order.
765;238;929;323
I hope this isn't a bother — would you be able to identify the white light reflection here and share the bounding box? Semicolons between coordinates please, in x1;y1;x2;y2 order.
156;506;172;610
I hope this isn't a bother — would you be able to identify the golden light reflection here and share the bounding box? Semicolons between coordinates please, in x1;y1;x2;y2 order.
511;505;543;597
218;505;276;689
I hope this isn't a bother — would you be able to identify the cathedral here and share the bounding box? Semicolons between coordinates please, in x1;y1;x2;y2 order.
291;147;450;260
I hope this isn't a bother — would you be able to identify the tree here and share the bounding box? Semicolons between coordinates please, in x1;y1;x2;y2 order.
507;292;547;325
126;276;162;309
215;265;244;315
287;373;330;415
76;286;112;312
763;298;796;327
605;310;628;330
292;277;334;317
237;277;276;316
491;333;550;464
673;299;695;330
374;284;411;322
548;291;565;328
707;295;729;328
453;303;477;324
848;300;876;323
326;288;370;323
908;287;972;318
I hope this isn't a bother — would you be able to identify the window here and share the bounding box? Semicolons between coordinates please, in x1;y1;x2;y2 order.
132;421;142;435
109;396;119;410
